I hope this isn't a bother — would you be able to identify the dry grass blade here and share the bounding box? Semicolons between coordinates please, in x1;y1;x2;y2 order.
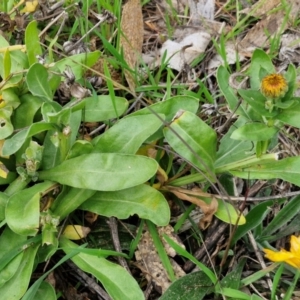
120;0;143;94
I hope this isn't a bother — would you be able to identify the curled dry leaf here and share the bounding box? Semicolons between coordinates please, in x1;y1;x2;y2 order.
120;0;143;93
169;186;218;229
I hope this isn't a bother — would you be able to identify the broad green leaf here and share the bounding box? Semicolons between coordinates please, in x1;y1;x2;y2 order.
0;227;26;287
52;188;96;219
230;156;300;187
216;117;255;168
32;282;56;300
54;51;101;80
93;114;164;154
0;106;13;139
66;140;94;159
163;111;216;173
39;153;158;191
2;88;20;109
276;102;300;129
26;63;53;102
215;198;245;225
25;21;42;66
60;237;144;300
12;94;42;129
84;95;128;122
231;123;278;141
261;195;300;238
0;242;39;300
249;49;275;90
80;184;170;226
6;181;55;236
2;122;57;156
130;95;199;122
160;271;212;300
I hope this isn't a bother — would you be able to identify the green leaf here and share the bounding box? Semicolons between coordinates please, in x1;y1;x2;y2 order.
66;140;94;160
281;63;296;102
215;198;245;225
160;271;213;300
84;95;128;122
32;281;56;300
12;94;42;129
231;123;278;141
0;106;13;139
216;117;255;168
25;21;42;66
249;49;275;90
163;111;217;173
0;242;40;300
276;102;300;129
215;287;252;300
261;195;300;238
39;153;158;191
26;63;53;102
217;66;250;119
130;95;199;122
238;89;277;118
0;227;26;287
0;192;8;221
54;51;101;80
230;156;300;187
220;258;245;290
93;114;164;154
80;184;170;226
2;122;57;156
232;199;281;245
2;88;20;109
0;50;28;86
52;188;96;219
6;181;55;236
60;237;144;300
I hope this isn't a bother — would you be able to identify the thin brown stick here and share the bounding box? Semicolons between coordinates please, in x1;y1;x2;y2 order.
108;217;131;274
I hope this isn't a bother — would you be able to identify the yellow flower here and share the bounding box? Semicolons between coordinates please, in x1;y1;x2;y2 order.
263;235;300;268
261;74;288;99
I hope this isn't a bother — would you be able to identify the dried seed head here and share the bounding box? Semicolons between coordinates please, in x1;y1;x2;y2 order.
261;74;288;99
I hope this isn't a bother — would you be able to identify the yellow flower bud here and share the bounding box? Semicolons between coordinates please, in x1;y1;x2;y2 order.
62;225;90;240
261;74;288;99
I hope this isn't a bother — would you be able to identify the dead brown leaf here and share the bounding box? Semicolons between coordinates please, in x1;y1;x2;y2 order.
120;0;143;94
169;187;218;229
239;0;300;53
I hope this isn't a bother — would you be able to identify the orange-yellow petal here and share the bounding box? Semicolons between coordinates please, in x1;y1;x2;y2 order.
285;257;300;269
290;235;300;255
261;74;288;99
263;248;294;262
